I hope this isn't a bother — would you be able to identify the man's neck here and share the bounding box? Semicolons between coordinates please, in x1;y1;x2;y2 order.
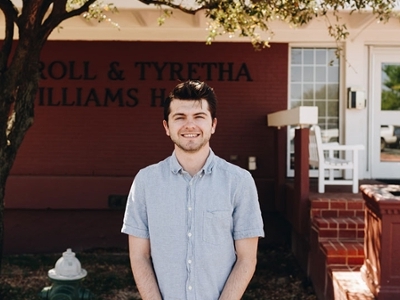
175;146;210;177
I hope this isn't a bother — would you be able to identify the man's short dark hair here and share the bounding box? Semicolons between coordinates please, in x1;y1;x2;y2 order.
164;80;217;122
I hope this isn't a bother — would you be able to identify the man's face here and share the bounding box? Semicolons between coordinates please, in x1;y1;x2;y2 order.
163;99;217;153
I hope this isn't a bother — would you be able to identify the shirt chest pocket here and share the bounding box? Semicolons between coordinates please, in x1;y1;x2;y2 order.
203;210;232;245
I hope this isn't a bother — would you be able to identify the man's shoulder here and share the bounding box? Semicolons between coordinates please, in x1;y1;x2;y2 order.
213;155;251;178
137;156;171;177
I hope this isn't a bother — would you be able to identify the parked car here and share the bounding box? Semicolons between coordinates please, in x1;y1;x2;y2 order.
289;125;338;143
380;125;400;151
394;126;400;142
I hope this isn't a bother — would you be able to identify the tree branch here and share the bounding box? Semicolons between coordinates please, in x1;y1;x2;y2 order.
51;0;68;15
0;0;18;73
36;0;56;26
60;0;97;19
38;0;68;37
38;0;96;43
137;0;210;14
41;0;96;34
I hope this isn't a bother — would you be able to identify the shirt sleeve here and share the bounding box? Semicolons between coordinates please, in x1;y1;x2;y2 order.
121;170;150;239
232;171;265;240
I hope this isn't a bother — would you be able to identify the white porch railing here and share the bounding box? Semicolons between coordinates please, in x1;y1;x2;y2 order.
267;106;318;129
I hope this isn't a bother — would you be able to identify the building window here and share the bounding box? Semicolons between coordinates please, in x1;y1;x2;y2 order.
288;48;340;174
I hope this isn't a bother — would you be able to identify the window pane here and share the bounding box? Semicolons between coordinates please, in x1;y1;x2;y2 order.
291;83;302;100
303;84;314;99
328;49;339;66
304;66;314;82
328;66;339;83
304;100;314;106
315;84;327;99
291;66;302;82
318;117;326;126
304;49;314;64
316;50;327;65
316;101;326;117
381;63;400;111
291;49;302;64
327;84;339;99
328;101;339;116
316;67;326;82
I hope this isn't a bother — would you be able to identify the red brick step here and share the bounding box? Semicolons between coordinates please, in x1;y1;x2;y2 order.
321;239;364;266
310;197;365;219
312;216;365;240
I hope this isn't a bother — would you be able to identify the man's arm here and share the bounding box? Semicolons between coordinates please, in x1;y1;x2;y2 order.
128;235;162;300
219;237;259;300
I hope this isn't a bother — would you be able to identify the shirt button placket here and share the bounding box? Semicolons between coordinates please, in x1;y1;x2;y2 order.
186;177;195;299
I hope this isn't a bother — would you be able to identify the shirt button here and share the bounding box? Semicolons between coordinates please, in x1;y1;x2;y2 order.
188;286;193;290
188;260;192;264
188;232;192;237
188;207;192;211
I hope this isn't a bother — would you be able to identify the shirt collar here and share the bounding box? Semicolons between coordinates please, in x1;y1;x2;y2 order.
170;149;215;175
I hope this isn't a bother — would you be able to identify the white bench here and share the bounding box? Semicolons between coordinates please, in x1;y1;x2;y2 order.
309;125;364;193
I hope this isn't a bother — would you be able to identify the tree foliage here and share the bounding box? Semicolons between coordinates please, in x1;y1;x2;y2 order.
143;0;400;48
67;0;119;27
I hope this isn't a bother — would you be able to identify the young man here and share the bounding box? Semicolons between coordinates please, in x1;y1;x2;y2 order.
121;80;264;300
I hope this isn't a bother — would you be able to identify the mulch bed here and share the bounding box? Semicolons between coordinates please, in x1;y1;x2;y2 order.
0;244;317;299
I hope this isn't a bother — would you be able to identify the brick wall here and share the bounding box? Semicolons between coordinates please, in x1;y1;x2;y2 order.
6;41;288;209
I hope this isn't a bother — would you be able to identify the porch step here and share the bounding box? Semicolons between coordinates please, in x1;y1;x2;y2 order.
309;228;367;299
321;239;364;266
310;195;365;219
312;216;365;240
308;195;372;300
331;267;375;300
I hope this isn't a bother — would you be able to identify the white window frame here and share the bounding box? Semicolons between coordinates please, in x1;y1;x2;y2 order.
287;44;344;178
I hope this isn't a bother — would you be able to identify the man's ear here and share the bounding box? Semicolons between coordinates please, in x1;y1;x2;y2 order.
211;118;217;134
163;120;170;136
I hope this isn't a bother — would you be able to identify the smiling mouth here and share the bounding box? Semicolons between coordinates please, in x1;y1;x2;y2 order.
182;134;199;138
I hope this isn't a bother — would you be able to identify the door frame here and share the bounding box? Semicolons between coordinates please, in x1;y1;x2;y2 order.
368;46;400;179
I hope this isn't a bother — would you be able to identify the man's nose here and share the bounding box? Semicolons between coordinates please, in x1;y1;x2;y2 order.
184;118;196;128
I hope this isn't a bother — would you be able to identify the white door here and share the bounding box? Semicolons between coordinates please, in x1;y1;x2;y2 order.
370;47;400;179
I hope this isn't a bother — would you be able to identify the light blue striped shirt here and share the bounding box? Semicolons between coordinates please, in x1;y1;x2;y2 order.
121;150;264;300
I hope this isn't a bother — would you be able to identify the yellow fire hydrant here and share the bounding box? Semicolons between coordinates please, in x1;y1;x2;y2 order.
39;248;94;300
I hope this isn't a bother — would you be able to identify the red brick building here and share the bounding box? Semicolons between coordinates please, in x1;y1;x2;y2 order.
6;41;288;210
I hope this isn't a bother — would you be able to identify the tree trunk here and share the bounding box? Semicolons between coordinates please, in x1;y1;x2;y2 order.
0;77;38;271
0;0;103;272
0;32;45;270
0;172;6;270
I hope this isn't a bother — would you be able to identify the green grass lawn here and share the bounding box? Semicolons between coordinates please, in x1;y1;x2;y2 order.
0;244;316;300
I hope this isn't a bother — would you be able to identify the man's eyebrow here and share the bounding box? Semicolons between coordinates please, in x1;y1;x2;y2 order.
171;112;186;117
172;111;208;117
